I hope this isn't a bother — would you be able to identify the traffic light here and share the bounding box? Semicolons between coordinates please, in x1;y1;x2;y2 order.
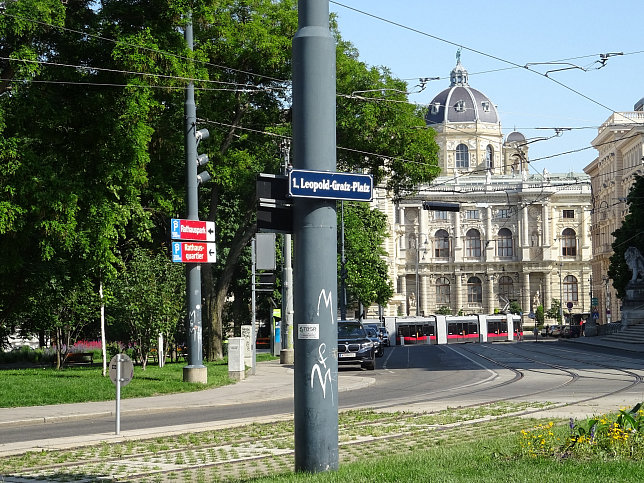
196;128;210;185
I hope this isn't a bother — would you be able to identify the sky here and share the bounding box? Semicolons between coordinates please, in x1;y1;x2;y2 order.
329;0;644;175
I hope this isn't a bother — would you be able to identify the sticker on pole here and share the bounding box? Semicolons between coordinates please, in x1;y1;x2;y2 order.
109;354;134;387
298;324;319;340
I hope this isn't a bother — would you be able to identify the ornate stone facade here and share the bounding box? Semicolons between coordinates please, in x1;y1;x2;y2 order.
368;60;592;320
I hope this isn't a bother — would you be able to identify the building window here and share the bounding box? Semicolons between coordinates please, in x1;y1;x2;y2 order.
497;209;510;219
430;102;440;115
434;210;448;220
563;209;575;219
436;277;451;305
467;276;482;304
485;145;494;169
434;229;450;258
564;275;578;303
455;100;465;112
465;229;481;257
561;228;577;257
497;228;513;257
466;209;479;219
482;101;490;112
498;276;514;301
456;143;469;168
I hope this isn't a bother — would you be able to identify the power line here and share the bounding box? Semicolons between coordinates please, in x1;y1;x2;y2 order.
329;1;636;119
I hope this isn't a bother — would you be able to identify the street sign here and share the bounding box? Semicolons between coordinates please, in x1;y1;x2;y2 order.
288;169;373;201
593;312;599;319
109;354;134;387
172;241;216;263
591;297;598;306
567;301;574;310
528;312;535;319
170;218;215;242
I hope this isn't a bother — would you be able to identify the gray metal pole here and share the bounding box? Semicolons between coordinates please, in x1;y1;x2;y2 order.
292;0;338;472
340;201;347;321
183;13;206;383
281;141;294;364
251;237;257;375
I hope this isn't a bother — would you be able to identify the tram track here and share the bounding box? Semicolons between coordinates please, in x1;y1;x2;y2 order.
458;343;644;414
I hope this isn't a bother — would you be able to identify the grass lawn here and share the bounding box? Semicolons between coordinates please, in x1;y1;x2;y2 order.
3;407;644;482
0;353;277;407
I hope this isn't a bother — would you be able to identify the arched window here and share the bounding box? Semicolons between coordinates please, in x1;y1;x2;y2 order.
561;228;577;257
564;275;578;302
456;144;469;168
465;229;481;258
485;145;494;169
436;277;451;305
434;229;450;258
498;276;514;300
467;276;482;304
497;228;513;257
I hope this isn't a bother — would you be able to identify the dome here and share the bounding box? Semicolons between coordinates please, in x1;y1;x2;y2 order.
635;97;644;112
425;61;499;126
506;131;526;143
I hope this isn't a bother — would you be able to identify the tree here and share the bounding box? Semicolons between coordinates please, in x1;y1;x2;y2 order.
436;306;452;315
509;301;522;315
339;202;393;313
609;175;644;299
108;247;184;370
0;0;440;363
546;299;562;323
536;305;545;326
0;0;158;343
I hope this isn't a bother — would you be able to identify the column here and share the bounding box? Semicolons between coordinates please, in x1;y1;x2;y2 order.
542;202;550;245
522;272;530;314
455;275;463;313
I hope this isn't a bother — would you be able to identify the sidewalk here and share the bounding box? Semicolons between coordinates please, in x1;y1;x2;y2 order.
0;360;375;456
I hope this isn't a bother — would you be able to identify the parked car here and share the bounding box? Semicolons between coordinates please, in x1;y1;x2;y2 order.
365;327;384;357
549;325;564;337
378;327;390;346
337;320;376;370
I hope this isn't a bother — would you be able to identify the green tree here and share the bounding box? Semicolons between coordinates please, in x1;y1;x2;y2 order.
536;305;545;326
339;202;393;313
546;299;563;323
436;306;452;315
609;175;644;299
0;0;440;364
508;301;522;315
108;247;184;370
0;0;158;342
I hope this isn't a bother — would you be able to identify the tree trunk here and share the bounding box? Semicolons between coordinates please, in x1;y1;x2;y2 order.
204;217;257;361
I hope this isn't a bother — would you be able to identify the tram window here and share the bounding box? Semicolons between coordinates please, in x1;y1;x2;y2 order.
468;322;478;334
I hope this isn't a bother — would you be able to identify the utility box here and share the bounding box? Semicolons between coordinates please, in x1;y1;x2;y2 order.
228;337;245;381
241;325;253;370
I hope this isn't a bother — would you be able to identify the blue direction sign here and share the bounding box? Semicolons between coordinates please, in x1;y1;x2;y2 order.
288;169;372;201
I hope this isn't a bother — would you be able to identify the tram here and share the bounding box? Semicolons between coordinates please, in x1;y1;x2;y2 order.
384;314;521;346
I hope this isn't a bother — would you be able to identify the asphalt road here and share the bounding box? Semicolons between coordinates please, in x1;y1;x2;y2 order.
4;340;644;444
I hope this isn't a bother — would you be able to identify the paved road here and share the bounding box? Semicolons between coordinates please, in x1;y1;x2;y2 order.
4;337;644;455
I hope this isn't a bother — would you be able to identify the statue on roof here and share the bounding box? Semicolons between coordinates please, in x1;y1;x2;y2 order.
456;47;461;64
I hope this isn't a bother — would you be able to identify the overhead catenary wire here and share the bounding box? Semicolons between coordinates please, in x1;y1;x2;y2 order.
329;1;641;122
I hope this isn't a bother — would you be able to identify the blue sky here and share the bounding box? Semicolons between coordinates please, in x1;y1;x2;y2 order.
329;1;644;175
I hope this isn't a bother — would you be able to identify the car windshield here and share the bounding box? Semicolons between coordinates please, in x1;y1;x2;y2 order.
338;322;366;339
366;328;377;337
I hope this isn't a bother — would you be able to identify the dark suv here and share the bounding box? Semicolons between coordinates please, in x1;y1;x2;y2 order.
337;320;375;370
